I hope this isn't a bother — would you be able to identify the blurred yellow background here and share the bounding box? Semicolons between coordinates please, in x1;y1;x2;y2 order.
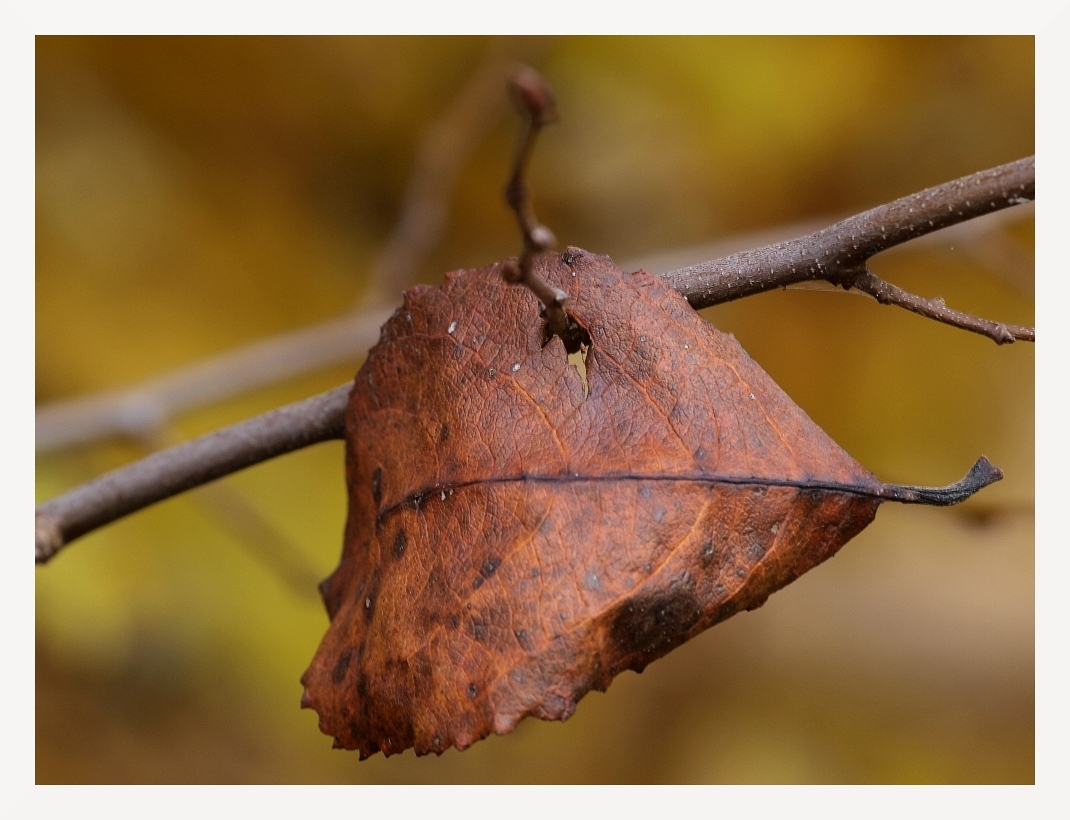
35;36;1034;783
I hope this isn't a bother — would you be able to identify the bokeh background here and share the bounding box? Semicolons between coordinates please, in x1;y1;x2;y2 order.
35;36;1034;784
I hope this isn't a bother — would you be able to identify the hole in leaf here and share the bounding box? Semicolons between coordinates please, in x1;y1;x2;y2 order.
541;311;592;398
568;344;590;399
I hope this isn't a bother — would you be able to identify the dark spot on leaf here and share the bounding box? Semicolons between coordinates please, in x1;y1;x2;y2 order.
441;424;450;441
470;619;487;642
746;541;766;561
467;684;477;698
473;576;484;589
609;582;703;670
481;556;502;578
393;529;408;559
372;467;382;507
514;629;533;650
332;649;353;684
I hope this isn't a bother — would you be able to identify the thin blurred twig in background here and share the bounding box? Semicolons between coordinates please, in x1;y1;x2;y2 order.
36;40;543;453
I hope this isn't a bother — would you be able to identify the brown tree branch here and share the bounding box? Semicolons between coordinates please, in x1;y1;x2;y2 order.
35;157;1036;563
627;201;1033;282
35;192;1033;455
36;385;350;564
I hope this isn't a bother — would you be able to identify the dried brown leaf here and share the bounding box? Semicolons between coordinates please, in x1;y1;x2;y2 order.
300;248;993;758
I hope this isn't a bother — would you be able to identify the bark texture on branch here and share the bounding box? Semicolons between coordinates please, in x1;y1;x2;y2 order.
35;158;1035;563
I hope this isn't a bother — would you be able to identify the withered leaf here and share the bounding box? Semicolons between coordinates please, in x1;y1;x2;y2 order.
300;247;999;758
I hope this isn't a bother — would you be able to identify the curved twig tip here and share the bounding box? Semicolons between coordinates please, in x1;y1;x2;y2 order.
509;65;557;126
35;513;63;564
877;455;1003;506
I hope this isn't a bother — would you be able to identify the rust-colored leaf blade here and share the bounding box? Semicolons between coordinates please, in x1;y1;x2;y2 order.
301;248;910;758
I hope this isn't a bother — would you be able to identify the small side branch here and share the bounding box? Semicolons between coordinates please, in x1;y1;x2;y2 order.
849;269;1035;344
36;385;350;564
661;156;1035;344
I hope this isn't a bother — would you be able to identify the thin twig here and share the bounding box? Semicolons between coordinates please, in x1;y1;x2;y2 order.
363;45;531;302
36;385;350;564
627;201;1033;280
499;66;573;344
189;479;324;600
850;269;1034;344
35;158;1036;563
36;310;393;452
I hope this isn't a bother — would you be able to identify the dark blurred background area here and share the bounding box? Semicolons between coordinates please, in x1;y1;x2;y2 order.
35;36;1034;783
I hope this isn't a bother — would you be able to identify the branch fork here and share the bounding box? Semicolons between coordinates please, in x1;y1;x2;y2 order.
846;267;1032;344
663;155;1035;347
